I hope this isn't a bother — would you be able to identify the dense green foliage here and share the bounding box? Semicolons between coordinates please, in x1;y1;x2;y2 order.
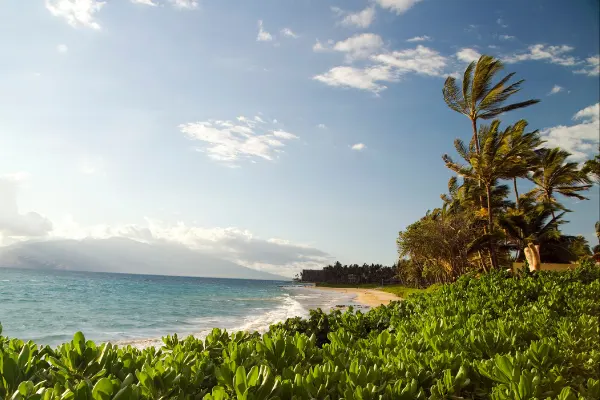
2;265;599;399
299;262;397;285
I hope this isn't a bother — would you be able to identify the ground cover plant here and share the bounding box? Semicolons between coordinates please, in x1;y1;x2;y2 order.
1;264;599;399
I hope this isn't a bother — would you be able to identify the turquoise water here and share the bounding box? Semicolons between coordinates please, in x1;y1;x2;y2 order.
0;268;355;347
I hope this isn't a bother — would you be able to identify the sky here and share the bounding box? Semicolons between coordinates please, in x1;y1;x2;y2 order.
0;0;599;277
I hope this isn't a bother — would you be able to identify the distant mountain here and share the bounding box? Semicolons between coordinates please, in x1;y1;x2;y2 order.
0;238;287;281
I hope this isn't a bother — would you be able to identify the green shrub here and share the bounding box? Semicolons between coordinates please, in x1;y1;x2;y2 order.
1;265;599;399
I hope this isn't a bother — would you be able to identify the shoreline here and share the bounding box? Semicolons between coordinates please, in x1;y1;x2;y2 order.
310;286;400;307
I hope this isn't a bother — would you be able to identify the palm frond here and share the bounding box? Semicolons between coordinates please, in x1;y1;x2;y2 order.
479;99;541;119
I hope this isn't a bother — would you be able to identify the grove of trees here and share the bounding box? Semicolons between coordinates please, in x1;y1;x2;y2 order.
396;55;598;286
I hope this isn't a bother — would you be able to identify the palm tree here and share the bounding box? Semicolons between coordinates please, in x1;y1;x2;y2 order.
499;199;563;268
505;120;543;207
443;55;540;154
582;147;600;184
443;120;529;269
528;148;592;219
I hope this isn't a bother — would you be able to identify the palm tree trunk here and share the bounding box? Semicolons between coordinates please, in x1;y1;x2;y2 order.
485;184;499;269
471;118;480;154
513;177;520;208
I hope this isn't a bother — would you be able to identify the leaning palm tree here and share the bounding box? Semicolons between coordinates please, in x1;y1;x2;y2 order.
442;55;540;154
443;120;529;269
505;120;543;207
528;148;592;219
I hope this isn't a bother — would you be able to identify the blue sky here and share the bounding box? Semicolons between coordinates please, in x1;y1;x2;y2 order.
0;0;598;277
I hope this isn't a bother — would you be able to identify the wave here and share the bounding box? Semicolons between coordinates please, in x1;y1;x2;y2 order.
110;287;359;350
114;293;309;349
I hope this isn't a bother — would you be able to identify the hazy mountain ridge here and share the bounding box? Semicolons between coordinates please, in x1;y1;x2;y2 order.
0;238;287;280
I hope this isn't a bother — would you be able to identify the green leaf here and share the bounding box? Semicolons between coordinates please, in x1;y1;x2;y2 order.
91;378;113;400
17;345;30;370
73;332;86;357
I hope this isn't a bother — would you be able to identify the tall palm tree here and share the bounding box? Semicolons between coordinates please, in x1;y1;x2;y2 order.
443;120;529;269
505;120;543;207
529;148;592;219
442;55;540;154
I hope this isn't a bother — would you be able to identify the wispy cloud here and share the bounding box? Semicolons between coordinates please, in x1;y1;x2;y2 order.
351;143;366;151
256;20;273;42
540;103;599;161
574;55;600;77
169;0;199;9
280;28;298;38
180;116;299;165
131;0;158;6
496;18;508;28
333;33;384;61
313;65;397;93
504;44;577;66
499;35;516;40
548;85;564;95
406;35;431;42
455;48;481;63
375;0;423;15
57;44;68;53
332;6;376;28
317;124;327;129
45;0;105;30
373;45;448;77
314;42;448;93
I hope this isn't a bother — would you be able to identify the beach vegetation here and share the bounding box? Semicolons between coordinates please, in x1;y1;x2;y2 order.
1;264;599;399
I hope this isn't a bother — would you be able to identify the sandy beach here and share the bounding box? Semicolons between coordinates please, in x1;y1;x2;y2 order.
311;286;400;307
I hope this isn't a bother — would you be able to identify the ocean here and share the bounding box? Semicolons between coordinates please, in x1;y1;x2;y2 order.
0;268;357;347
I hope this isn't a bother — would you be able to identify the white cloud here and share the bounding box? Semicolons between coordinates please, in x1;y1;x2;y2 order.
406;35;431;42
333;33;384;60
375;0;423;14
496;18;508;28
131;0;158;5
314;44;450;92
317;124;327;129
313;65;397;93
573;103;600;121
499;35;516;40
313;39;334;52
169;0;199;9
0;178;53;241
280;28;298;38
257;20;273;42
548;85;563;95
45;0;105;30
456;47;481;63
504;44;577;66
180;116;298;165
333;6;376;28
46;217;332;277
57;44;68;53
540;103;599;161
351;143;366;151
574;55;600;76
373;45;448;77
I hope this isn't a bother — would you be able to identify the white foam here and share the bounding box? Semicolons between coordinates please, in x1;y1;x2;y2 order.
112;288;358;350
